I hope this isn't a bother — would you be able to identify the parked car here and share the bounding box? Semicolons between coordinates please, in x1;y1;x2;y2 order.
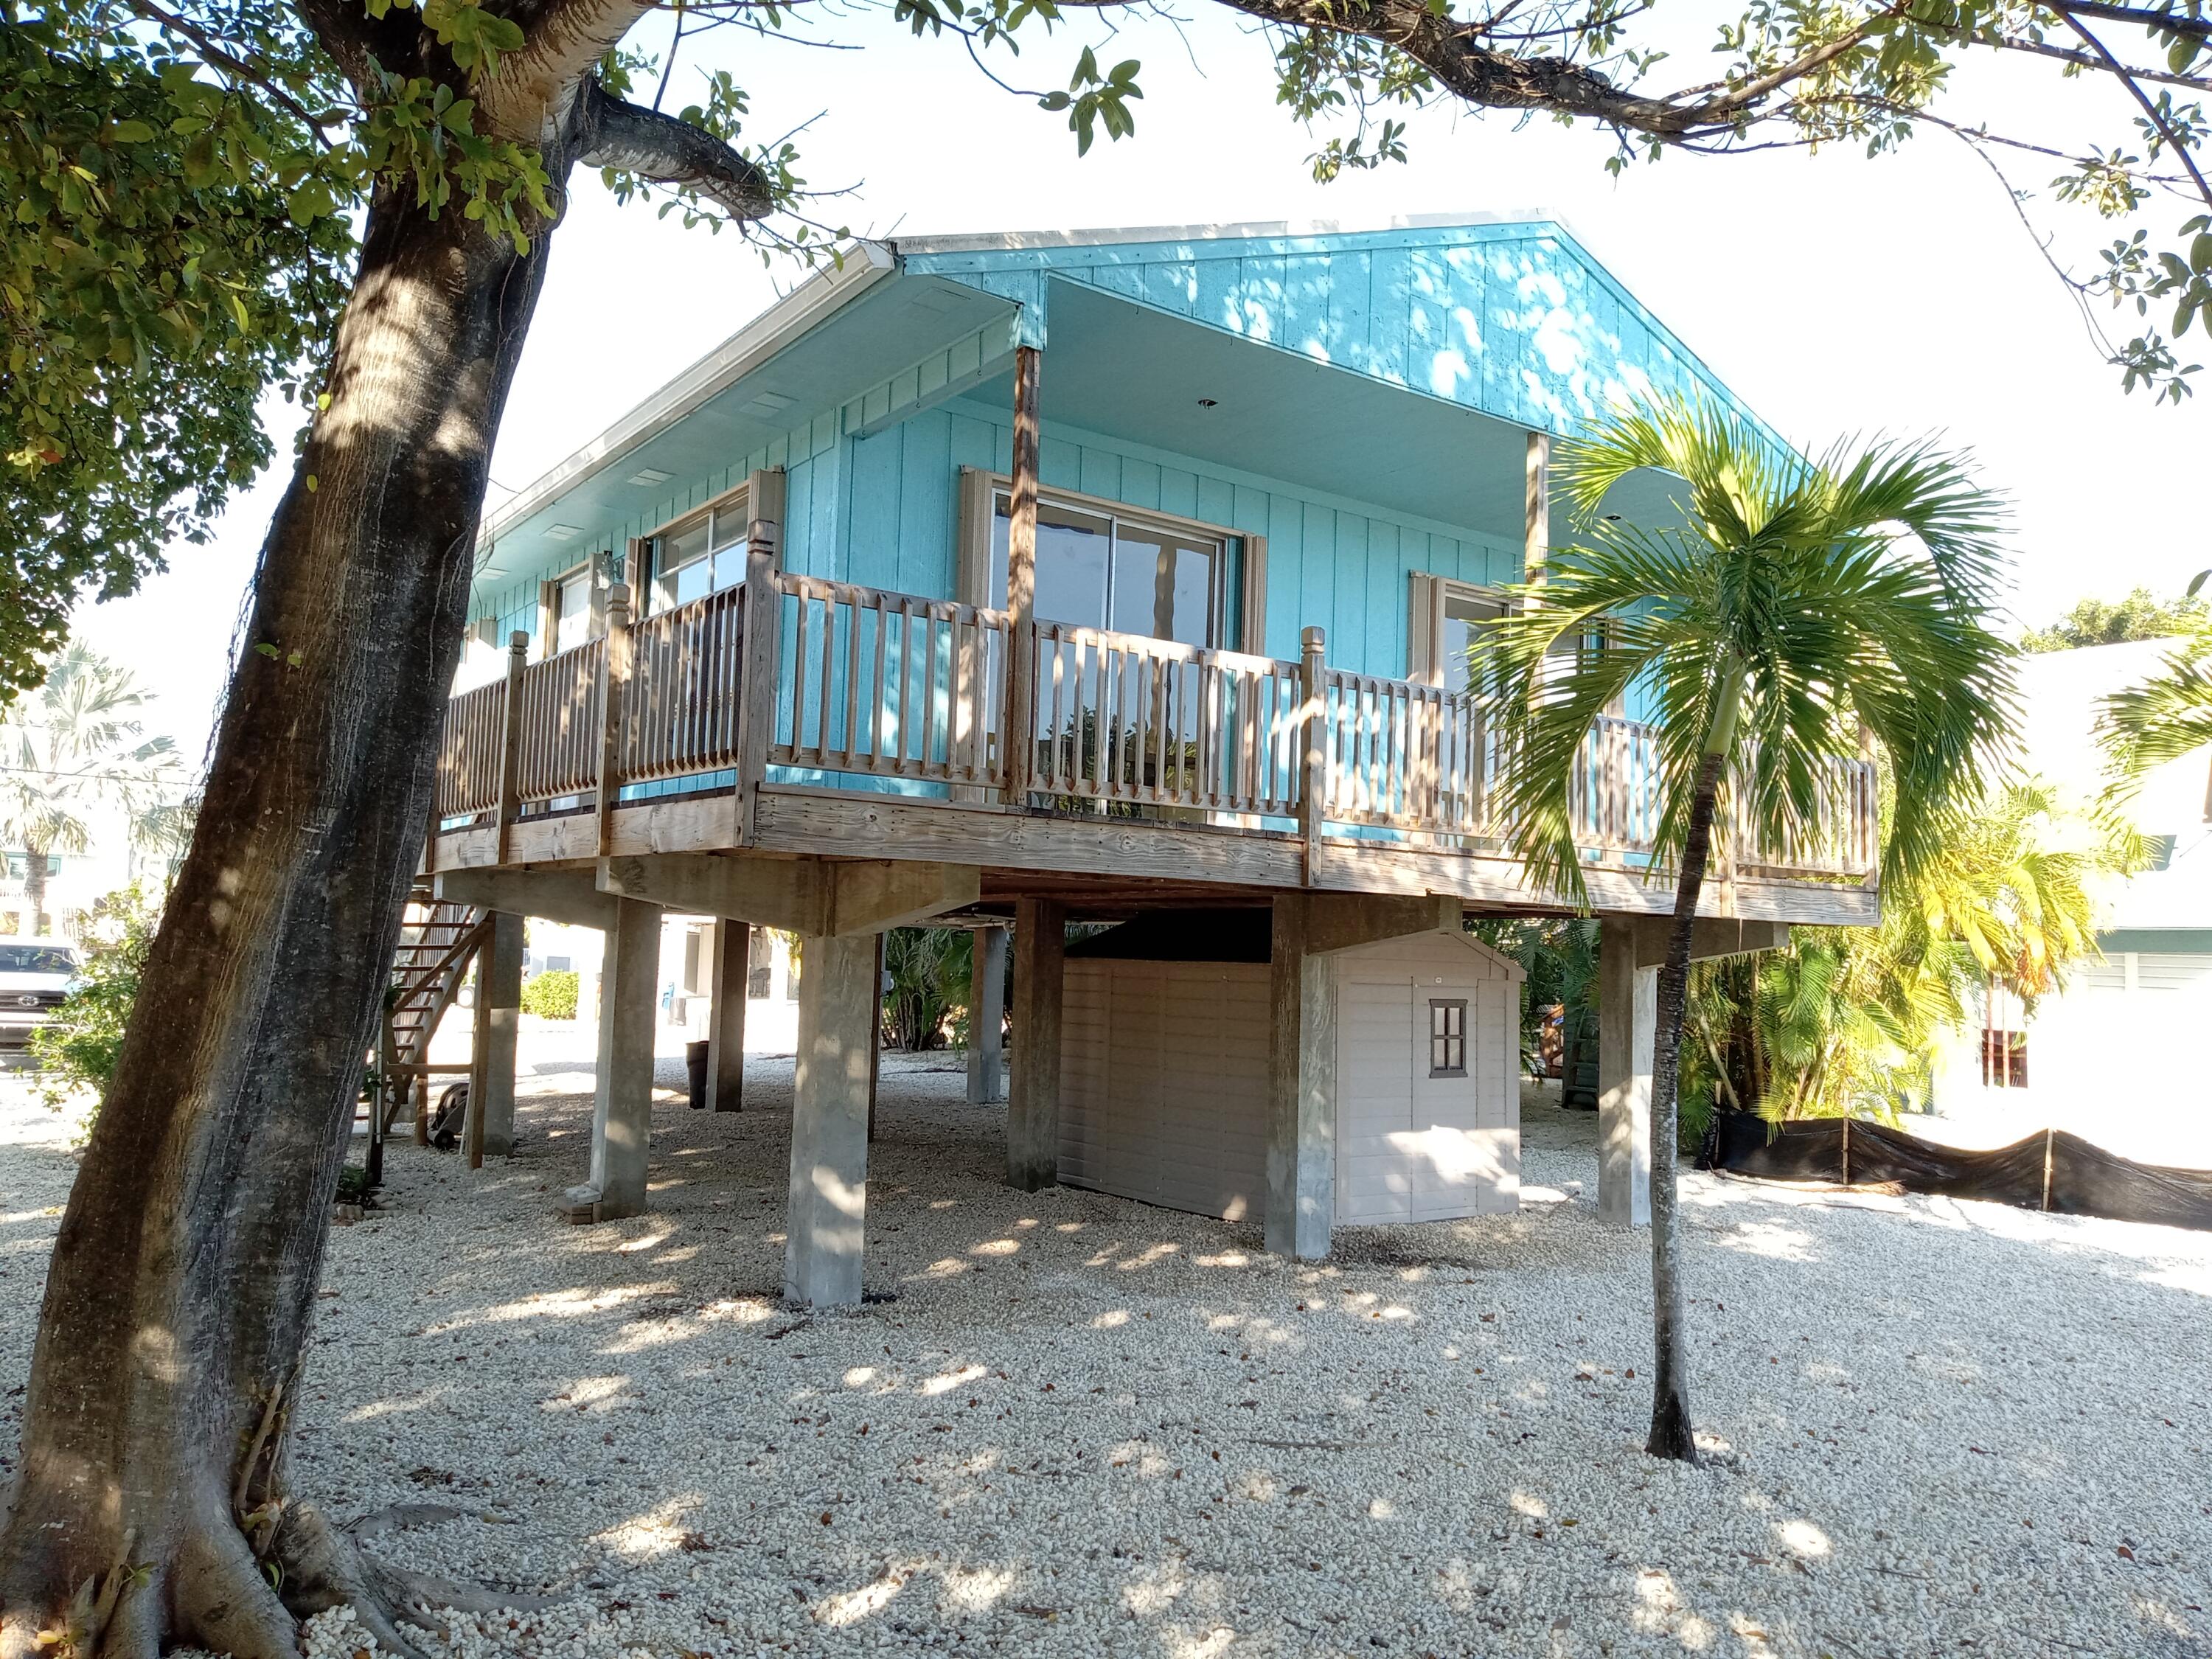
0;939;82;1061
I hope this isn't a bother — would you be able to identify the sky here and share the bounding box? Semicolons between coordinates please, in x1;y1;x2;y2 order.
68;4;2212;767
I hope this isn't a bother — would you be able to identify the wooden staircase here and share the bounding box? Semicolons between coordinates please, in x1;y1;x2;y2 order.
379;884;487;1151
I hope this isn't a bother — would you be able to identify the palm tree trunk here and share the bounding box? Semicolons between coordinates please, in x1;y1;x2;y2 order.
21;845;47;937
1646;744;1730;1462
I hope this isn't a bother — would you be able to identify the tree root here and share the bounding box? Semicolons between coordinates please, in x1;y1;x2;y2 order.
272;1500;563;1659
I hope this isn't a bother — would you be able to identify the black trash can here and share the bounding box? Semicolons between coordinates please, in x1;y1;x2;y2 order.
686;1040;710;1110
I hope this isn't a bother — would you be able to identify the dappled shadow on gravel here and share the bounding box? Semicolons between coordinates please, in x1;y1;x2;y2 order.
2;1062;2209;1659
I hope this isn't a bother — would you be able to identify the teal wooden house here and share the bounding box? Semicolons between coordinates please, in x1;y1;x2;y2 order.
413;217;1876;1306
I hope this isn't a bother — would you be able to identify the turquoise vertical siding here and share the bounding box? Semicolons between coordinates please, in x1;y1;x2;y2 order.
839;395;1514;679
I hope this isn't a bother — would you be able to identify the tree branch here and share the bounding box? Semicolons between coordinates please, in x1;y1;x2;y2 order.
126;0;337;133
1972;29;2209;92
2045;0;2212;46
291;0;390;89
2063;12;2212;209
478;0;655;141
580;83;775;220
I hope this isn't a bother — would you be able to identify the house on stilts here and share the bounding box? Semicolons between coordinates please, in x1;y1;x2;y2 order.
400;215;1879;1306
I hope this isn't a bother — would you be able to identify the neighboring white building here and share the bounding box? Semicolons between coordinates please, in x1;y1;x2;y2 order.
1930;639;2212;1166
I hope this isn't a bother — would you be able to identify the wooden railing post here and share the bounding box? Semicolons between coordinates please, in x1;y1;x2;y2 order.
596;582;633;857
1001;344;1042;806
734;538;779;847
494;629;527;865
1298;626;1326;885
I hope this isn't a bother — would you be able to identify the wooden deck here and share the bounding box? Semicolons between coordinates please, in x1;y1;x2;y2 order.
429;564;1880;926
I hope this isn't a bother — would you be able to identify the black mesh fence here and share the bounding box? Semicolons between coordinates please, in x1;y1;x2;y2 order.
1700;1114;2212;1233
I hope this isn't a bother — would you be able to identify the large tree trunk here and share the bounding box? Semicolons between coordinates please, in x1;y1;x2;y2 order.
1644;748;1726;1464
0;174;557;1659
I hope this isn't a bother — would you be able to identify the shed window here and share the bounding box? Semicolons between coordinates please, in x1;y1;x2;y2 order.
1428;999;1467;1077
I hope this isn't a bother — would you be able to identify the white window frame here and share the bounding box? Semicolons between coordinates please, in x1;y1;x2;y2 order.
540;552;610;661
641;482;751;616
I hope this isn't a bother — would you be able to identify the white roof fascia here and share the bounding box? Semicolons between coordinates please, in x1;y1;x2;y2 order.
886;211;1562;257
476;241;897;552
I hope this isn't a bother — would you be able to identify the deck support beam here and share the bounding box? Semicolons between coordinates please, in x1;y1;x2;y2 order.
967;924;1009;1105
1597;917;1656;1228
785;930;878;1307
1266;892;1337;1260
466;910;524;1164
706;919;748;1113
1006;897;1065;1192
566;896;661;1222
435;868;621;931
598;853;978;937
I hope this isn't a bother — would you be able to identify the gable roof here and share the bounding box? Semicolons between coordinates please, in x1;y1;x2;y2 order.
471;214;1775;602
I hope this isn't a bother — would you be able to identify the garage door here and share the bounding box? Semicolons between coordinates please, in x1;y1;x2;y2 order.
1337;972;1517;1225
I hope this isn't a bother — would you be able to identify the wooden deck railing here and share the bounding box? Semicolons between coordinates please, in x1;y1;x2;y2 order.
1031;623;1304;817
771;577;1009;786
433;566;1881;884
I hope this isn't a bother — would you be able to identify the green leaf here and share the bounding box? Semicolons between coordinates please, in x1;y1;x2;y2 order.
108;120;156;144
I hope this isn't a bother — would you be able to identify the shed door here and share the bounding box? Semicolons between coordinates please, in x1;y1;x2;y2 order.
1338;970;1518;1225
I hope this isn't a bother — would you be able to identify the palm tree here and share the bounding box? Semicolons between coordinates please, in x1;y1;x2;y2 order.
1481;397;2014;1461
0;645;178;936
1687;779;2140;1126
2098;613;2212;793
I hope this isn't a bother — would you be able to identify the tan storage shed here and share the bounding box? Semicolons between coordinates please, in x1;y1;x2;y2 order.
1057;911;1522;1228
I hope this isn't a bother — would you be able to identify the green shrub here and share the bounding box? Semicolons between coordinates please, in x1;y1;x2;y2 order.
30;883;160;1139
521;969;579;1020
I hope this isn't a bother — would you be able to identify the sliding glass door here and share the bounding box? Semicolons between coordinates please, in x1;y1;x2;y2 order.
989;491;1220;648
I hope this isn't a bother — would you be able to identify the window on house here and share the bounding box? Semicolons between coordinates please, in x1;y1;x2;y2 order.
1439;587;1509;692
1429;999;1467;1077
1980;1030;2028;1089
648;497;749;613
551;565;597;655
1980;978;2028;1088
989;490;1220;647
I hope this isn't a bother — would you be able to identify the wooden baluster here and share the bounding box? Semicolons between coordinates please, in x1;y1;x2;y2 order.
816;588;836;767
954;612;976;781
900;599;920;774
846;589;869;768
595;583;633;857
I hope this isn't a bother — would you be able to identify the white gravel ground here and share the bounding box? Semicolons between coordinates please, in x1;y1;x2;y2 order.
1;1048;2208;1659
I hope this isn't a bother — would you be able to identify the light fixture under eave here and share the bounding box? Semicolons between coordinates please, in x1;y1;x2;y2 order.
742;390;797;419
626;467;674;487
479;567;509;580
543;523;585;543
